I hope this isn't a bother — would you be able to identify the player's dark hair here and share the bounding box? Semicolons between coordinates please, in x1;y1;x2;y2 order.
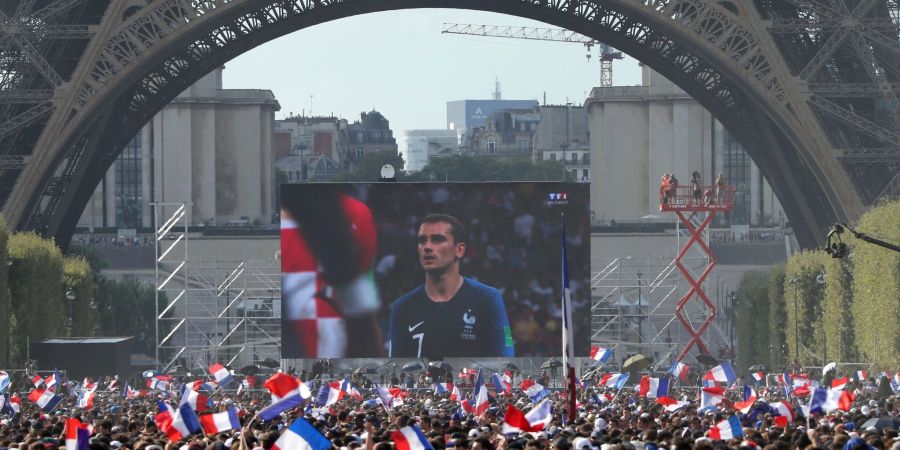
421;213;466;245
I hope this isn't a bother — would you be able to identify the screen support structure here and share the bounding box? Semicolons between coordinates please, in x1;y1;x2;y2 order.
154;202;281;372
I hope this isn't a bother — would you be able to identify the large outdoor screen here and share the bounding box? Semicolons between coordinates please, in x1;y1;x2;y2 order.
280;182;590;358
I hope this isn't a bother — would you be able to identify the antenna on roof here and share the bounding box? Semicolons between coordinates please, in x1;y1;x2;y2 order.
493;78;502;100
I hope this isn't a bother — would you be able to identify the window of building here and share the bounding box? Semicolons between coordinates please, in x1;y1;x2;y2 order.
487;137;496;153
724;130;750;225
582;168;589;180
570;152;577;162
517;139;530;153
115;132;143;228
571;169;577;179
550;153;557;161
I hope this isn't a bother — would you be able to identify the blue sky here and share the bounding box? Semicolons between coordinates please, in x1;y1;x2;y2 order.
222;8;644;148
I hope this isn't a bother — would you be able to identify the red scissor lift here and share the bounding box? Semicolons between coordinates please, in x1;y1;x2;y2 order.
659;183;734;361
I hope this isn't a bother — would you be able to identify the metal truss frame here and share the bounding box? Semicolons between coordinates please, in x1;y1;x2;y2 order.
0;0;882;251
154;202;280;373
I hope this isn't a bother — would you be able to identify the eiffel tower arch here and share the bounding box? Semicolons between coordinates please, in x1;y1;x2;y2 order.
1;0;897;249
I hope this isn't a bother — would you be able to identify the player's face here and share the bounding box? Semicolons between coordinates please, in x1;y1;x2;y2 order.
418;221;464;273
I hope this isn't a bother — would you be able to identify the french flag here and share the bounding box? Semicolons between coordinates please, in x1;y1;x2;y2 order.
259;373;311;420
392;425;434;450
122;383;137;400
770;401;794;426
271;417;331;450
656;396;689;412
491;373;511;395
792;373;811;387
44;371;59;391
199;406;241;434
148;375;170;391
700;387;725;411
471;370;489;416
706;362;736;384
751;372;765;383
1;394;21;415
181;381;211;413
733;386;757;414
809;388;854;414
209;363;234;388
598;373;629;389
520;379;550;403
590;346;613;363
450;385;460;401
433;382;453;395
502;399;552;433
831;377;849;390
0;371;9;392
65;418;91;450
855;370;868;382
154;401;202;442
638;376;669;399
669;362;689;381
374;384;395;410
776;372;791;386
76;388;96;409
32;375;44;388
28;388;62;412
709;415;743;440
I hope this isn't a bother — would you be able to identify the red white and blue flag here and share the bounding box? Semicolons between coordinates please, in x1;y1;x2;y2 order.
709;416;743;440
28;388;62;412
831;377;849;390
809;388;854;414
271;417;331;450
491;373;511;396
770;401;794;427
656;396;690;412
638;376;669;399
700;387;725;412
520;379;551;403
855;370;868;382
590;346;613;363
471;370;489;416
32;375;44;389
392;425;434;450
209;363;234;388
0;394;21;415
450;384;460;401
502;398;552;433
44;371;59;392
155;401;201;442
751;372;765;383
599;373;629;389
148;375;171;391
65;418;91;450
433;382;453;395
732;386;757;414
0;371;9;393
560;216;577;421
180;381;211;413
669;362;689;381
259;373;311;420
199;406;241;434
706;362;737;384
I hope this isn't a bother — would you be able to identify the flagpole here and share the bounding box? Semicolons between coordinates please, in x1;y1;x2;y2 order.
560;213;577;422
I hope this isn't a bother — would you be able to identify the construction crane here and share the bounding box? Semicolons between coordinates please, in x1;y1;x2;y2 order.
441;23;624;87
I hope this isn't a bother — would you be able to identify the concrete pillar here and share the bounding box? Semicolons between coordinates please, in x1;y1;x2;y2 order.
648;100;674;216
192;106;216;225
141;123;153;228
750;160;761;226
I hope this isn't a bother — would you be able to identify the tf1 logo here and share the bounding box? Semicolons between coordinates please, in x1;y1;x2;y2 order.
548;192;569;205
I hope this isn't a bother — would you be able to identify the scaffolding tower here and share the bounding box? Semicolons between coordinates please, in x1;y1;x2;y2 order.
154;203;281;373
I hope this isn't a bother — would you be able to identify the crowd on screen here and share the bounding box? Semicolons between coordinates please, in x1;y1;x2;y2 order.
356;184;592;356
0;361;898;450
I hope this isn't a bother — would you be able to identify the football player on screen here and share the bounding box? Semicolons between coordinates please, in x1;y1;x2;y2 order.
388;213;515;357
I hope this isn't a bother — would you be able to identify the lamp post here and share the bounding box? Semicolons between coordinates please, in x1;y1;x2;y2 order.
65;288;76;332
816;271;826;362
636;271;643;351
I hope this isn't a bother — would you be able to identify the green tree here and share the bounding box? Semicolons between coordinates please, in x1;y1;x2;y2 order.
0;218;9;367
821;255;856;362
62;256;93;336
8;233;65;365
767;263;787;369
849;198;899;368
334;150;405;182
784;251;826;366
91;277;161;354
735;271;770;371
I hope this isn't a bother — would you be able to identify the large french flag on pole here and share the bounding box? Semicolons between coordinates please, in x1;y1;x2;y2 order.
271;417;331;450
28;389;62;412
491;373;511;395
669;362;689;381
259;373;312;421
809;388;855;414
709;416;743;440
392;425;434;450
471;370;489;416
209;363;233;388
154;401;201;442
560;214;577;422
502;399;552;433
0;371;9;392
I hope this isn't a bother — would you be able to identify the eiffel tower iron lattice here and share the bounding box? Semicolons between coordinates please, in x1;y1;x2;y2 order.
0;0;896;249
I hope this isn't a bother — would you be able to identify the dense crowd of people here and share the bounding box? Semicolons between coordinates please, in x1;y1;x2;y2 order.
1;366;897;450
